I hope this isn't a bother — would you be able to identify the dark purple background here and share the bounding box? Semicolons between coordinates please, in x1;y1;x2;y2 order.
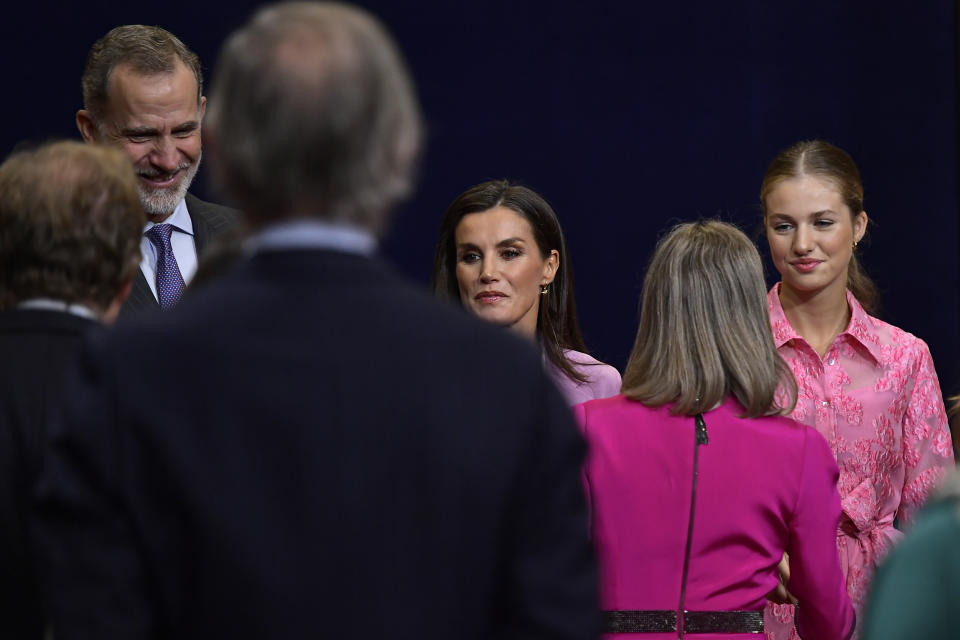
3;1;958;394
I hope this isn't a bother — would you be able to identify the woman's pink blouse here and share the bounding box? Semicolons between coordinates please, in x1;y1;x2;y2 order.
764;284;954;637
546;349;621;406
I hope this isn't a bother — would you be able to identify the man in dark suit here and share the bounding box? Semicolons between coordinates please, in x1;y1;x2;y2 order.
76;24;238;314
32;3;599;639
0;140;144;638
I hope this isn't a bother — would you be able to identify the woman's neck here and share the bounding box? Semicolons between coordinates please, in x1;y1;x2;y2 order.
506;311;540;341
778;281;850;359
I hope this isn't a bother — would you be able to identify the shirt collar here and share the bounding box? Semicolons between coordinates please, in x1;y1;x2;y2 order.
841;290;884;363
143;198;194;235
766;283;884;364
16;298;100;321
245;218;377;256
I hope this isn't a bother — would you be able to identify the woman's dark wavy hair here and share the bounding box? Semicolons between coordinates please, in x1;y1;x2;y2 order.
431;179;591;383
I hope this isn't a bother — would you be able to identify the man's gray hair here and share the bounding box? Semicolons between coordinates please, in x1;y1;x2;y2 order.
207;2;423;233
82;25;203;123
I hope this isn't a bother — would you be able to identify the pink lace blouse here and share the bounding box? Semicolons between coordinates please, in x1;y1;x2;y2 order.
764;284;954;639
546;349;622;407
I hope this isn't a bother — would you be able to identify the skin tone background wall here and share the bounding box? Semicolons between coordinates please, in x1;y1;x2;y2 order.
3;0;958;395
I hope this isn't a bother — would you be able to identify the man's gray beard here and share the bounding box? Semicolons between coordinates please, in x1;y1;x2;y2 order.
138;154;201;217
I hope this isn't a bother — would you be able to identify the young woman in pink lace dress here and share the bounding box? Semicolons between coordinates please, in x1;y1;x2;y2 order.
759;140;955;639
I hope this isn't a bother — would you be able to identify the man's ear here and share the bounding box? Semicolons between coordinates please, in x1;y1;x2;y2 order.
76;110;99;143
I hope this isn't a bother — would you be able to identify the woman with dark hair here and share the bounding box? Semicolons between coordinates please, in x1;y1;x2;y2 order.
576;221;854;639
759;140;954;638
432;179;620;405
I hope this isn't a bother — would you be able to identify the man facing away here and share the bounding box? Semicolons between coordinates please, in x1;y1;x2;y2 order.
32;3;599;639
0;141;144;638
76;25;238;314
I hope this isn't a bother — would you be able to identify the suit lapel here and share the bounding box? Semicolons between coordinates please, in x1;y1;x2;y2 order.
187;193;213;253
119;268;160;318
186;192;241;253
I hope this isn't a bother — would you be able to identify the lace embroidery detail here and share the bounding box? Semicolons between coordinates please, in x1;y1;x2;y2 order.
764;285;953;640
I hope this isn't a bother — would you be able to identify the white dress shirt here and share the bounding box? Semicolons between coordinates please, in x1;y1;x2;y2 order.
139;199;199;301
16;298;100;321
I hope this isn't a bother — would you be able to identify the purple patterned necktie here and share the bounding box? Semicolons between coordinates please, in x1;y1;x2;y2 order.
145;223;185;310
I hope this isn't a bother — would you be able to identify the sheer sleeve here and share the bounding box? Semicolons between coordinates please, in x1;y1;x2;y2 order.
899;341;954;526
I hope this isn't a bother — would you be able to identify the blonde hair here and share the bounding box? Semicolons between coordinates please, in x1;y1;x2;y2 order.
623;220;797;417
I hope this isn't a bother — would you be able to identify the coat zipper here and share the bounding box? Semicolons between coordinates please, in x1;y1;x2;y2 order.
677;413;708;638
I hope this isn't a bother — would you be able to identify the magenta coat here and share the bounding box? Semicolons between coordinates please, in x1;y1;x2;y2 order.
575;394;855;640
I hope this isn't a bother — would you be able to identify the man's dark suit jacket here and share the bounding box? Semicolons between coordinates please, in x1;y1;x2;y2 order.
0;309;98;639
32;249;600;639
121;192;239;315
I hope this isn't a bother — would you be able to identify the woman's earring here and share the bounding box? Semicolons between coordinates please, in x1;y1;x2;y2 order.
540;284;549;295
852;241;858;250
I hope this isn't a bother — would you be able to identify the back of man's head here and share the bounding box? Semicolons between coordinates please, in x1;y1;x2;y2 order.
81;24;203;126
207;1;423;233
0;141;144;314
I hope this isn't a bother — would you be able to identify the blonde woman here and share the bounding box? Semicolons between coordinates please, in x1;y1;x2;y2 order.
577;221;854;639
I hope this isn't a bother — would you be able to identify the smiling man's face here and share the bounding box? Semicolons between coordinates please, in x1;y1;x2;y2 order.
78;58;205;222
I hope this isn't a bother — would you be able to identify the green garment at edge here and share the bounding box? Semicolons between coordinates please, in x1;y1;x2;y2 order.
863;473;960;640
